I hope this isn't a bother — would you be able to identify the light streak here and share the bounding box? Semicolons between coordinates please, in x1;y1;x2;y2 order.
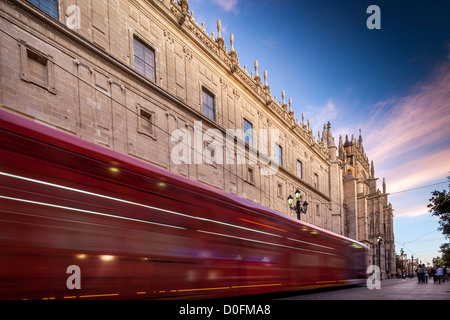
287;237;334;250
197;230;337;256
0;195;185;230
1;171;343;254
0;172;280;238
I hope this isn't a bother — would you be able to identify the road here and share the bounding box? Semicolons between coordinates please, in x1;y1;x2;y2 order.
275;277;450;300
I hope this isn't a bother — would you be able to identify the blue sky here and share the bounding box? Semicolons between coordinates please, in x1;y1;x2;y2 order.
188;0;450;264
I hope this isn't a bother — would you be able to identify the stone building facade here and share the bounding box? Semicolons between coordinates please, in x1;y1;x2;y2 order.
0;0;395;272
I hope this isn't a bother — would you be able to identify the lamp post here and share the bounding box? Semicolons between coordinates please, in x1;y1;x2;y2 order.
287;189;308;220
377;235;382;281
400;248;404;278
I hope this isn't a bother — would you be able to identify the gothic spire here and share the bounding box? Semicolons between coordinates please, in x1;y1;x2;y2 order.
370;160;375;178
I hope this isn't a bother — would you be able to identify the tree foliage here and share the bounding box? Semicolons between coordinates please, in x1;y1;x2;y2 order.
428;176;450;239
439;243;450;266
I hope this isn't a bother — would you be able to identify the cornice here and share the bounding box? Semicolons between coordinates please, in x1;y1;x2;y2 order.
2;0;330;164
152;0;331;163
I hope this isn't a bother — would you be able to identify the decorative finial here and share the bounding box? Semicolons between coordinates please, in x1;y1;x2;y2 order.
254;60;261;83
263;70;270;93
289;98;292;112
229;33;237;60
371;160;375;178
281;90;287;109
217;19;222;37
216;19;224;48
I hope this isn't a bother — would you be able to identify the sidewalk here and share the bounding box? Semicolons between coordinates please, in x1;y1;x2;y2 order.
277;277;450;300
353;277;450;300
383;277;450;300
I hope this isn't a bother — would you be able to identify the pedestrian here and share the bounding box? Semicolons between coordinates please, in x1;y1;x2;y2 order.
443;266;447;283
430;267;436;283
435;266;443;284
424;267;429;283
418;264;425;283
416;265;420;282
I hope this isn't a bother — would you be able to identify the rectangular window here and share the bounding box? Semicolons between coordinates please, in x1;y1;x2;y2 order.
243;119;253;146
247;166;255;185
277;182;283;198
27;0;59;19
134;37;156;82
314;173;319;189
275;143;282;166
297;160;303;179
202;88;215;121
20;43;56;94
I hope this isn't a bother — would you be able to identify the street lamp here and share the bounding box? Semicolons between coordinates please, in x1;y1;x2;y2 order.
400;248;404;278
377;235;383;281
287;189;308;220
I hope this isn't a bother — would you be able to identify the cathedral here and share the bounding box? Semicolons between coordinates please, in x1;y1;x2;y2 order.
0;0;395;273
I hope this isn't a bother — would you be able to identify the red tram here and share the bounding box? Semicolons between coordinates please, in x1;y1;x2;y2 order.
0;110;367;299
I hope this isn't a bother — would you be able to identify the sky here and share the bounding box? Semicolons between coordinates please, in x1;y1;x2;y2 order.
187;0;450;265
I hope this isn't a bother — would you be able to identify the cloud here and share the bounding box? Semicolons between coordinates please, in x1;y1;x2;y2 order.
394;205;430;218
382;149;450;194
212;0;239;12
364;59;450;167
261;36;278;48
360;57;450;197
306;99;339;134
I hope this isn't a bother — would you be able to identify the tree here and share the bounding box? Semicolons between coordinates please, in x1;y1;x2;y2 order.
439;243;450;266
428;176;450;239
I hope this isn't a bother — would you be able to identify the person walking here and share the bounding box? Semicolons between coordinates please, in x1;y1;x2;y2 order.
435;266;443;284
418;264;425;283
430;267;436;283
424;266;429;283
443;265;447;283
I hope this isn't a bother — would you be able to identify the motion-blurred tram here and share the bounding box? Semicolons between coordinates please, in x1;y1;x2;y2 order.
0;110;367;300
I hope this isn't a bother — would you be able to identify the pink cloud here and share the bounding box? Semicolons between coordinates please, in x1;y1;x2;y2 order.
361;57;450;195
381;149;450;194
212;0;239;12
364;63;450;165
